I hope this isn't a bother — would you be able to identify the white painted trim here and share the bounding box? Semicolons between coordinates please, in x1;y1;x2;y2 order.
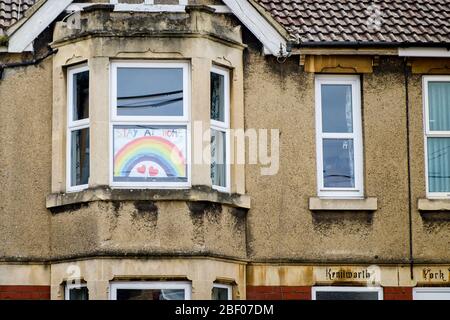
221;0;287;56
314;75;364;199
212;283;233;300
312;286;383;300
109;281;192;300
7;0;74;53
413;287;450;300
422;75;450;199
68;3;232;13
399;47;450;58
67;64;90;193
211;66;231;193
109;60;192;189
65;283;88;300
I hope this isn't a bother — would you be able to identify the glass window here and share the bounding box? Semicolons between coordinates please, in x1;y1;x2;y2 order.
65;284;89;300
71;128;90;187
323;139;355;188
424;77;450;197
211;72;225;122
72;71;89;121
313;287;383;300
111;62;190;188
110;282;191;300
67;65;90;192
414;288;450;300
210;67;230;192
113;125;187;183
315;75;363;198
212;284;232;300
116;67;184;117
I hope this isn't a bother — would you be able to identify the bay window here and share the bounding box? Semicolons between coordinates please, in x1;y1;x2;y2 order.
315;75;363;198
67;65;90;192
110;61;190;188
210;66;230;192
424;76;450;198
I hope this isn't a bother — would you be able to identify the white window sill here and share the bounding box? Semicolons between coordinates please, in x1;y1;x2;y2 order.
309;197;378;211
418;198;450;212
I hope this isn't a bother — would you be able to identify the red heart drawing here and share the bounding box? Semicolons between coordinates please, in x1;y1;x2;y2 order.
149;166;159;176
137;165;146;174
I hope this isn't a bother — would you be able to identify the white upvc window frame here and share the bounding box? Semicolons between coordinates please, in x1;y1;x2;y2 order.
109;61;191;189
423;75;450;199
312;286;383;300
210;65;231;193
413;287;450;300
66;64;90;192
315;75;364;198
212;283;233;300
65;283;88;300
109;281;192;300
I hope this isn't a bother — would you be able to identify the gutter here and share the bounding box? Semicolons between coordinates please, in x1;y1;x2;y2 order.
0;47;57;79
294;41;450;49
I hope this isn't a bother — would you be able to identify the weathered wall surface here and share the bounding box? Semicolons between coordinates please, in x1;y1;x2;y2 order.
0;57;52;261
243;33;449;264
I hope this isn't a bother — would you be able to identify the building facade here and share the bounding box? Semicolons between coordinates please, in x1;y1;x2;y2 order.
0;0;449;300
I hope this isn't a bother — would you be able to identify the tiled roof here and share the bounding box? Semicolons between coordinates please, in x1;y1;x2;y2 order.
256;0;450;45
0;0;35;32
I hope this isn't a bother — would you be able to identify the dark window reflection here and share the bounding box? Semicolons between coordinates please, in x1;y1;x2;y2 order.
321;84;353;133
323;139;355;188
71;128;90;186
316;291;379;300
116;289;185;300
211;129;226;187
117;68;183;117
73;71;89;121
211;72;225;122
212;287;230;300
68;287;89;300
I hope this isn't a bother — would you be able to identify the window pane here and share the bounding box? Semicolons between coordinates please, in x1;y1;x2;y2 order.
323;139;355;188
116;289;185;300
321;84;353;133
68;287;89;300
71;128;90;186
211;129;226;188
117;68;183;117
428;82;450;131
72;70;89;121
316;291;379;300
212;287;230;300
427;137;450;193
211;72;225;122
113;125;188;183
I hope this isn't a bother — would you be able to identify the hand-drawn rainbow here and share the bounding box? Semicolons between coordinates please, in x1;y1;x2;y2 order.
114;136;186;178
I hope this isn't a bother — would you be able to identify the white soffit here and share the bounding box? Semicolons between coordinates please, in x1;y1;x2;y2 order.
398;47;450;57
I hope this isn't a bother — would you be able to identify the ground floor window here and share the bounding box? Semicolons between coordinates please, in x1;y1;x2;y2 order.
312;286;383;300
65;283;89;300
413;287;450;300
212;283;232;300
109;281;191;300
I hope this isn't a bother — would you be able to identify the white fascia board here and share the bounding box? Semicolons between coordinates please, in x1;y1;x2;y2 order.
67;3;232;13
222;0;287;56
7;0;74;53
398;47;450;57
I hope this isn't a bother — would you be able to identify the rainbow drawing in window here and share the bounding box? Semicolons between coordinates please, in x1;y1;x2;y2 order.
113;126;187;183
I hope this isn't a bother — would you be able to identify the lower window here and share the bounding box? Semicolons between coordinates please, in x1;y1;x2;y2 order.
413;287;450;300
65;283;89;300
212;283;232;300
312;287;383;300
110;281;192;300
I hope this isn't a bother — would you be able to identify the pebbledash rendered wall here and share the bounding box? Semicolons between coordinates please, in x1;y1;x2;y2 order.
0;3;449;300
